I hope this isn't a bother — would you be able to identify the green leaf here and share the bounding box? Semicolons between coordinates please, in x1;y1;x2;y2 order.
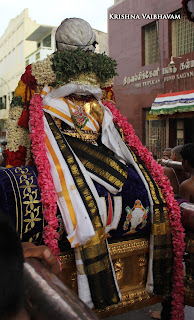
51;48;118;85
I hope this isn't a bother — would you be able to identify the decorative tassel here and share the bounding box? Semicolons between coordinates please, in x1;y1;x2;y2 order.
18;106;29;128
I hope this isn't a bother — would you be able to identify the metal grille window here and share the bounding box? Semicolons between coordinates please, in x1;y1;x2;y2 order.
176;119;184;145
144;21;159;65
172;11;194;56
146;111;167;159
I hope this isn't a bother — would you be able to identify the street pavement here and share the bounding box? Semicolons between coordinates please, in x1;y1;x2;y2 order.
106;303;194;320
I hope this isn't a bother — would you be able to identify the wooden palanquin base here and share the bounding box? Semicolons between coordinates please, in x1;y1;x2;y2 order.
59;237;162;318
59;235;194;318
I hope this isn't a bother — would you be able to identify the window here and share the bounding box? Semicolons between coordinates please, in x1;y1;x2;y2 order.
12;49;16;68
25;59;29;67
0;60;2;77
171;10;194;56
35;52;40;60
146;111;167;159
17;42;23;63
176;119;184;145
8;52;11;70
3;96;6;109
37;42;41;49
143;21;159;65
43;34;51;47
4;56;7;73
0;97;3;110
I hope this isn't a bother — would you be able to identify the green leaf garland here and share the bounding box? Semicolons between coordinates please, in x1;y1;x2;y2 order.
51;49;118;85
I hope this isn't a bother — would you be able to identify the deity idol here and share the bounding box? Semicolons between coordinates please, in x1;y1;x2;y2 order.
0;18;184;316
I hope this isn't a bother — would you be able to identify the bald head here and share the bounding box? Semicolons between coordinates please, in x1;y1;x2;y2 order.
171;145;183;162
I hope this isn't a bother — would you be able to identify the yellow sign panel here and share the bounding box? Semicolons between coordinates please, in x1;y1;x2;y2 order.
146;114;159;120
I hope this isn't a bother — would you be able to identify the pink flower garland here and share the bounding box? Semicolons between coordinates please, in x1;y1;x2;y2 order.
29;94;60;257
103;100;185;320
28;93;185;317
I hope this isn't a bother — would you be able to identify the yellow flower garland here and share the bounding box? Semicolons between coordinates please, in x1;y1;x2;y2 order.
14;80;35;102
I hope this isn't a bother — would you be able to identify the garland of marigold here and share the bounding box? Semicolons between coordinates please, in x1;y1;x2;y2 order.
29;94;60;258
103;100;185;320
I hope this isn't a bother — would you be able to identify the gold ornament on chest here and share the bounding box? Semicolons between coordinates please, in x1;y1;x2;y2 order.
53;96;103;144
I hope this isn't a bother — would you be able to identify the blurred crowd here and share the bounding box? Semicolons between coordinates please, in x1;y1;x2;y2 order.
157;144;194;204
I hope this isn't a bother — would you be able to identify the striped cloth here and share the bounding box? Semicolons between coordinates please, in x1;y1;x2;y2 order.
150;90;194;115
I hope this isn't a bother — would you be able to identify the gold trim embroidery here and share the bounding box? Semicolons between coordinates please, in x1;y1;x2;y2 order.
9;167;43;241
4;170;20;234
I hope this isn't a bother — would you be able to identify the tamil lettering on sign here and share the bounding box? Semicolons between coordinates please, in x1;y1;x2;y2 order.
123;59;194;87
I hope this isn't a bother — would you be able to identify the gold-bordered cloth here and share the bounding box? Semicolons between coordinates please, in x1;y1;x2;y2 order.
44;112;120;309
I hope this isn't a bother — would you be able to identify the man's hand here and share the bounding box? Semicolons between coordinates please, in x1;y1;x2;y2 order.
22;242;60;276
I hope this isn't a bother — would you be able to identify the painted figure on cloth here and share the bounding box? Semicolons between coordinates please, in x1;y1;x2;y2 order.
0;18;184;316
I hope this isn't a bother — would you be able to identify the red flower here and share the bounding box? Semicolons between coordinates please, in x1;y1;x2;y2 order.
6;147;26;167
21;65;37;90
14;159;24;167
6;149;15;161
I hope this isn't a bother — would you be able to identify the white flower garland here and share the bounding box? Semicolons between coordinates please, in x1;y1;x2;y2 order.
7;55;114;166
31;55;114;88
7;106;31;164
69;72;114;88
31;55;56;86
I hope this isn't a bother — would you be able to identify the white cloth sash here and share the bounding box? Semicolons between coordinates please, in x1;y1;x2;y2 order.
44;117;96;247
41;85;100;132
41;83;154;294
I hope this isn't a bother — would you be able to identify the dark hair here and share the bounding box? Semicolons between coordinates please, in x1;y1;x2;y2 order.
180;143;194;168
1;141;7;146
0;211;25;319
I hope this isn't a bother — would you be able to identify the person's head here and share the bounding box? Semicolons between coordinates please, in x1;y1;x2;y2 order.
0;212;29;320
55;18;97;52
170;145;183;162
163;148;172;160
180;143;194;172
